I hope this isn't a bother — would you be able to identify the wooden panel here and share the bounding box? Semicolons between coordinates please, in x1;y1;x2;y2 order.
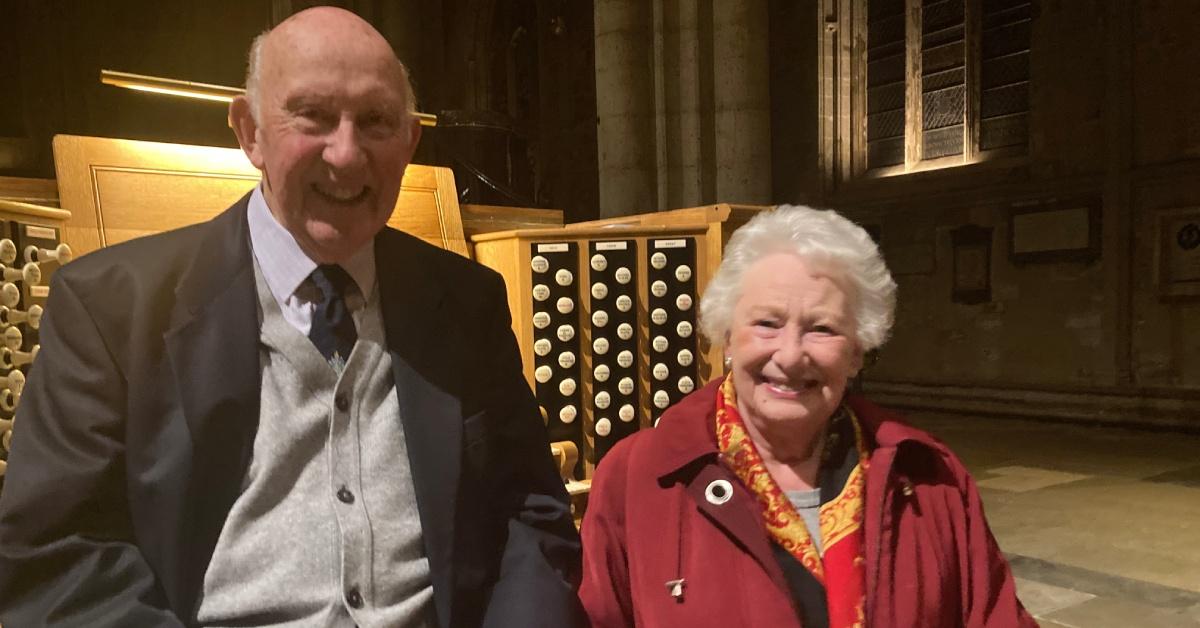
89;167;258;247
460;204;564;237
52;135;467;258
0;177;59;206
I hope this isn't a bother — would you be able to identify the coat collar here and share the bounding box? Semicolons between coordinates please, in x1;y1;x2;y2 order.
645;378;725;481
647;377;948;481
162;194;262;615
374;228;461;625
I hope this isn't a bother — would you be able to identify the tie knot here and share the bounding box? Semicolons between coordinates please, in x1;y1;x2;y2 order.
309;264;354;300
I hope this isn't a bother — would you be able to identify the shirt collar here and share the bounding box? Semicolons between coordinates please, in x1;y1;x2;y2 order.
246;185;376;303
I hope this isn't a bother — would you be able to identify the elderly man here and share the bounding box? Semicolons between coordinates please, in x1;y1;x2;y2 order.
0;7;581;627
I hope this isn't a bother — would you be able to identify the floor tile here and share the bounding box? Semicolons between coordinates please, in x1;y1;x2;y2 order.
977;465;1091;492
985;479;1200;593
1143;464;1200;488
1034;620;1078;628
1045;596;1200;628
1013;577;1094;617
1007;555;1200;610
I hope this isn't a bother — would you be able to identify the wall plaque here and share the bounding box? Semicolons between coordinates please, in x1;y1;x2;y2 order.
1009;197;1100;264
1157;207;1200;299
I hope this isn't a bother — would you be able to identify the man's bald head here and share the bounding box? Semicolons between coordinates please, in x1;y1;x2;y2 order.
244;7;416;122
228;5;422;264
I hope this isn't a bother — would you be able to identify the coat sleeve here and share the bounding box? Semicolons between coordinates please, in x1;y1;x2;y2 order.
954;461;1038;627
0;273;184;626
578;438;636;628
477;271;586;628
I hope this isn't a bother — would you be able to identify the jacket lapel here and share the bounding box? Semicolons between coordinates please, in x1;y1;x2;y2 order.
162;197;262;613
375;229;461;622
653;379;791;596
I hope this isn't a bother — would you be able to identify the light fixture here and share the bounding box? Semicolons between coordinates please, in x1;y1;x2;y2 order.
100;69;438;127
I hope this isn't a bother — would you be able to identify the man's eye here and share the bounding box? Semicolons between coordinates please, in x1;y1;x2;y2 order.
296;108;335;126
360;112;398;134
754;319;779;329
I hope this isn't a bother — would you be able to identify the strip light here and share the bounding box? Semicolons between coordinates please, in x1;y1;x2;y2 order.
100;69;438;127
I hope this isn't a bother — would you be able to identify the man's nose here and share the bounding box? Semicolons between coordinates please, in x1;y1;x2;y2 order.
323;117;367;171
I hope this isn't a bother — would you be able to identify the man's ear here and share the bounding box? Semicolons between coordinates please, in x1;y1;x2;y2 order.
404;116;422;160
229;96;265;169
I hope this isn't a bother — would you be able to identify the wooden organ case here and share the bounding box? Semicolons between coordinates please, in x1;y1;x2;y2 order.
471;202;767;517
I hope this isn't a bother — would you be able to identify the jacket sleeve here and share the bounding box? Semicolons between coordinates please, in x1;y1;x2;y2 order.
955;462;1038;627
578;438;636;628
477;272;586;628
0;273;184;627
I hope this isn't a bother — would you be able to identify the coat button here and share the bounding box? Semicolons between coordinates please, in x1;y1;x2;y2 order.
346;586;363;609
337;485;355;504
901;480;915;497
704;479;733;505
335;393;350;412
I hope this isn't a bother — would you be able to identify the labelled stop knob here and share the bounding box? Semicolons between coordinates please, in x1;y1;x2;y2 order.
6;369;25;395
0;305;43;330
0;263;40;285
0;388;19;412
1;344;38;369
25;243;73;265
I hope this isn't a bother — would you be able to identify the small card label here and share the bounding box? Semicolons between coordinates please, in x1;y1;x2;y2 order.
654;239;687;249
24;225;57;240
537;243;569;253
596;241;628;251
29;285;49;298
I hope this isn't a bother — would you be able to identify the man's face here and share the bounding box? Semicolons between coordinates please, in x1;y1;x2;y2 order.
237;29;420;263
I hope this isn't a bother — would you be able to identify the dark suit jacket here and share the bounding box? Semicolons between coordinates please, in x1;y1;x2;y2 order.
0;196;582;627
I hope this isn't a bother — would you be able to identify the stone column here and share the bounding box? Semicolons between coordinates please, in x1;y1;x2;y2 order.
657;0;709;209
712;0;772;203
594;0;657;217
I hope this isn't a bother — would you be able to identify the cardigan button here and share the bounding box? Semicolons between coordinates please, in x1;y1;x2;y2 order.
901;480;915;497
345;586;363;609
704;479;733;505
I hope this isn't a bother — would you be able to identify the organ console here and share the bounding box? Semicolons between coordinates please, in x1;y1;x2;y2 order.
0;135;767;526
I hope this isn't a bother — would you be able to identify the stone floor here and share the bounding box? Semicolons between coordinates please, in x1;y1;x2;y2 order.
908;411;1200;628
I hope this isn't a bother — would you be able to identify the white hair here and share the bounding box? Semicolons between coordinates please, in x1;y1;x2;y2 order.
699;204;897;352
242;30;418;124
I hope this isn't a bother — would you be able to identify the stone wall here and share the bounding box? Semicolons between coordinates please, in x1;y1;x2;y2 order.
797;0;1200;428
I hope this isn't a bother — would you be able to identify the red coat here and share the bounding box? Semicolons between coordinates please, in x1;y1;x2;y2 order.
580;379;1037;627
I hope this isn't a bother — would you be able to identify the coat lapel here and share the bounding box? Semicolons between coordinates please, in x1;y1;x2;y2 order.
652;380;792;596
162;197;262;613
375;229;461;622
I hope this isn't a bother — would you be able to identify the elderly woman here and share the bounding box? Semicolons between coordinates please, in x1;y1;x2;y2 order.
579;206;1035;627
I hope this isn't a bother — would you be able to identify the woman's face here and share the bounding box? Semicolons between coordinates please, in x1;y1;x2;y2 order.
726;253;863;432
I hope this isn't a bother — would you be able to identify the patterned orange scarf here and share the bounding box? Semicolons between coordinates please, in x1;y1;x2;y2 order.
715;374;868;627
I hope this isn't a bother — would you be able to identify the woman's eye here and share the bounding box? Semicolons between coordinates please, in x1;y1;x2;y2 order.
811;325;835;335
